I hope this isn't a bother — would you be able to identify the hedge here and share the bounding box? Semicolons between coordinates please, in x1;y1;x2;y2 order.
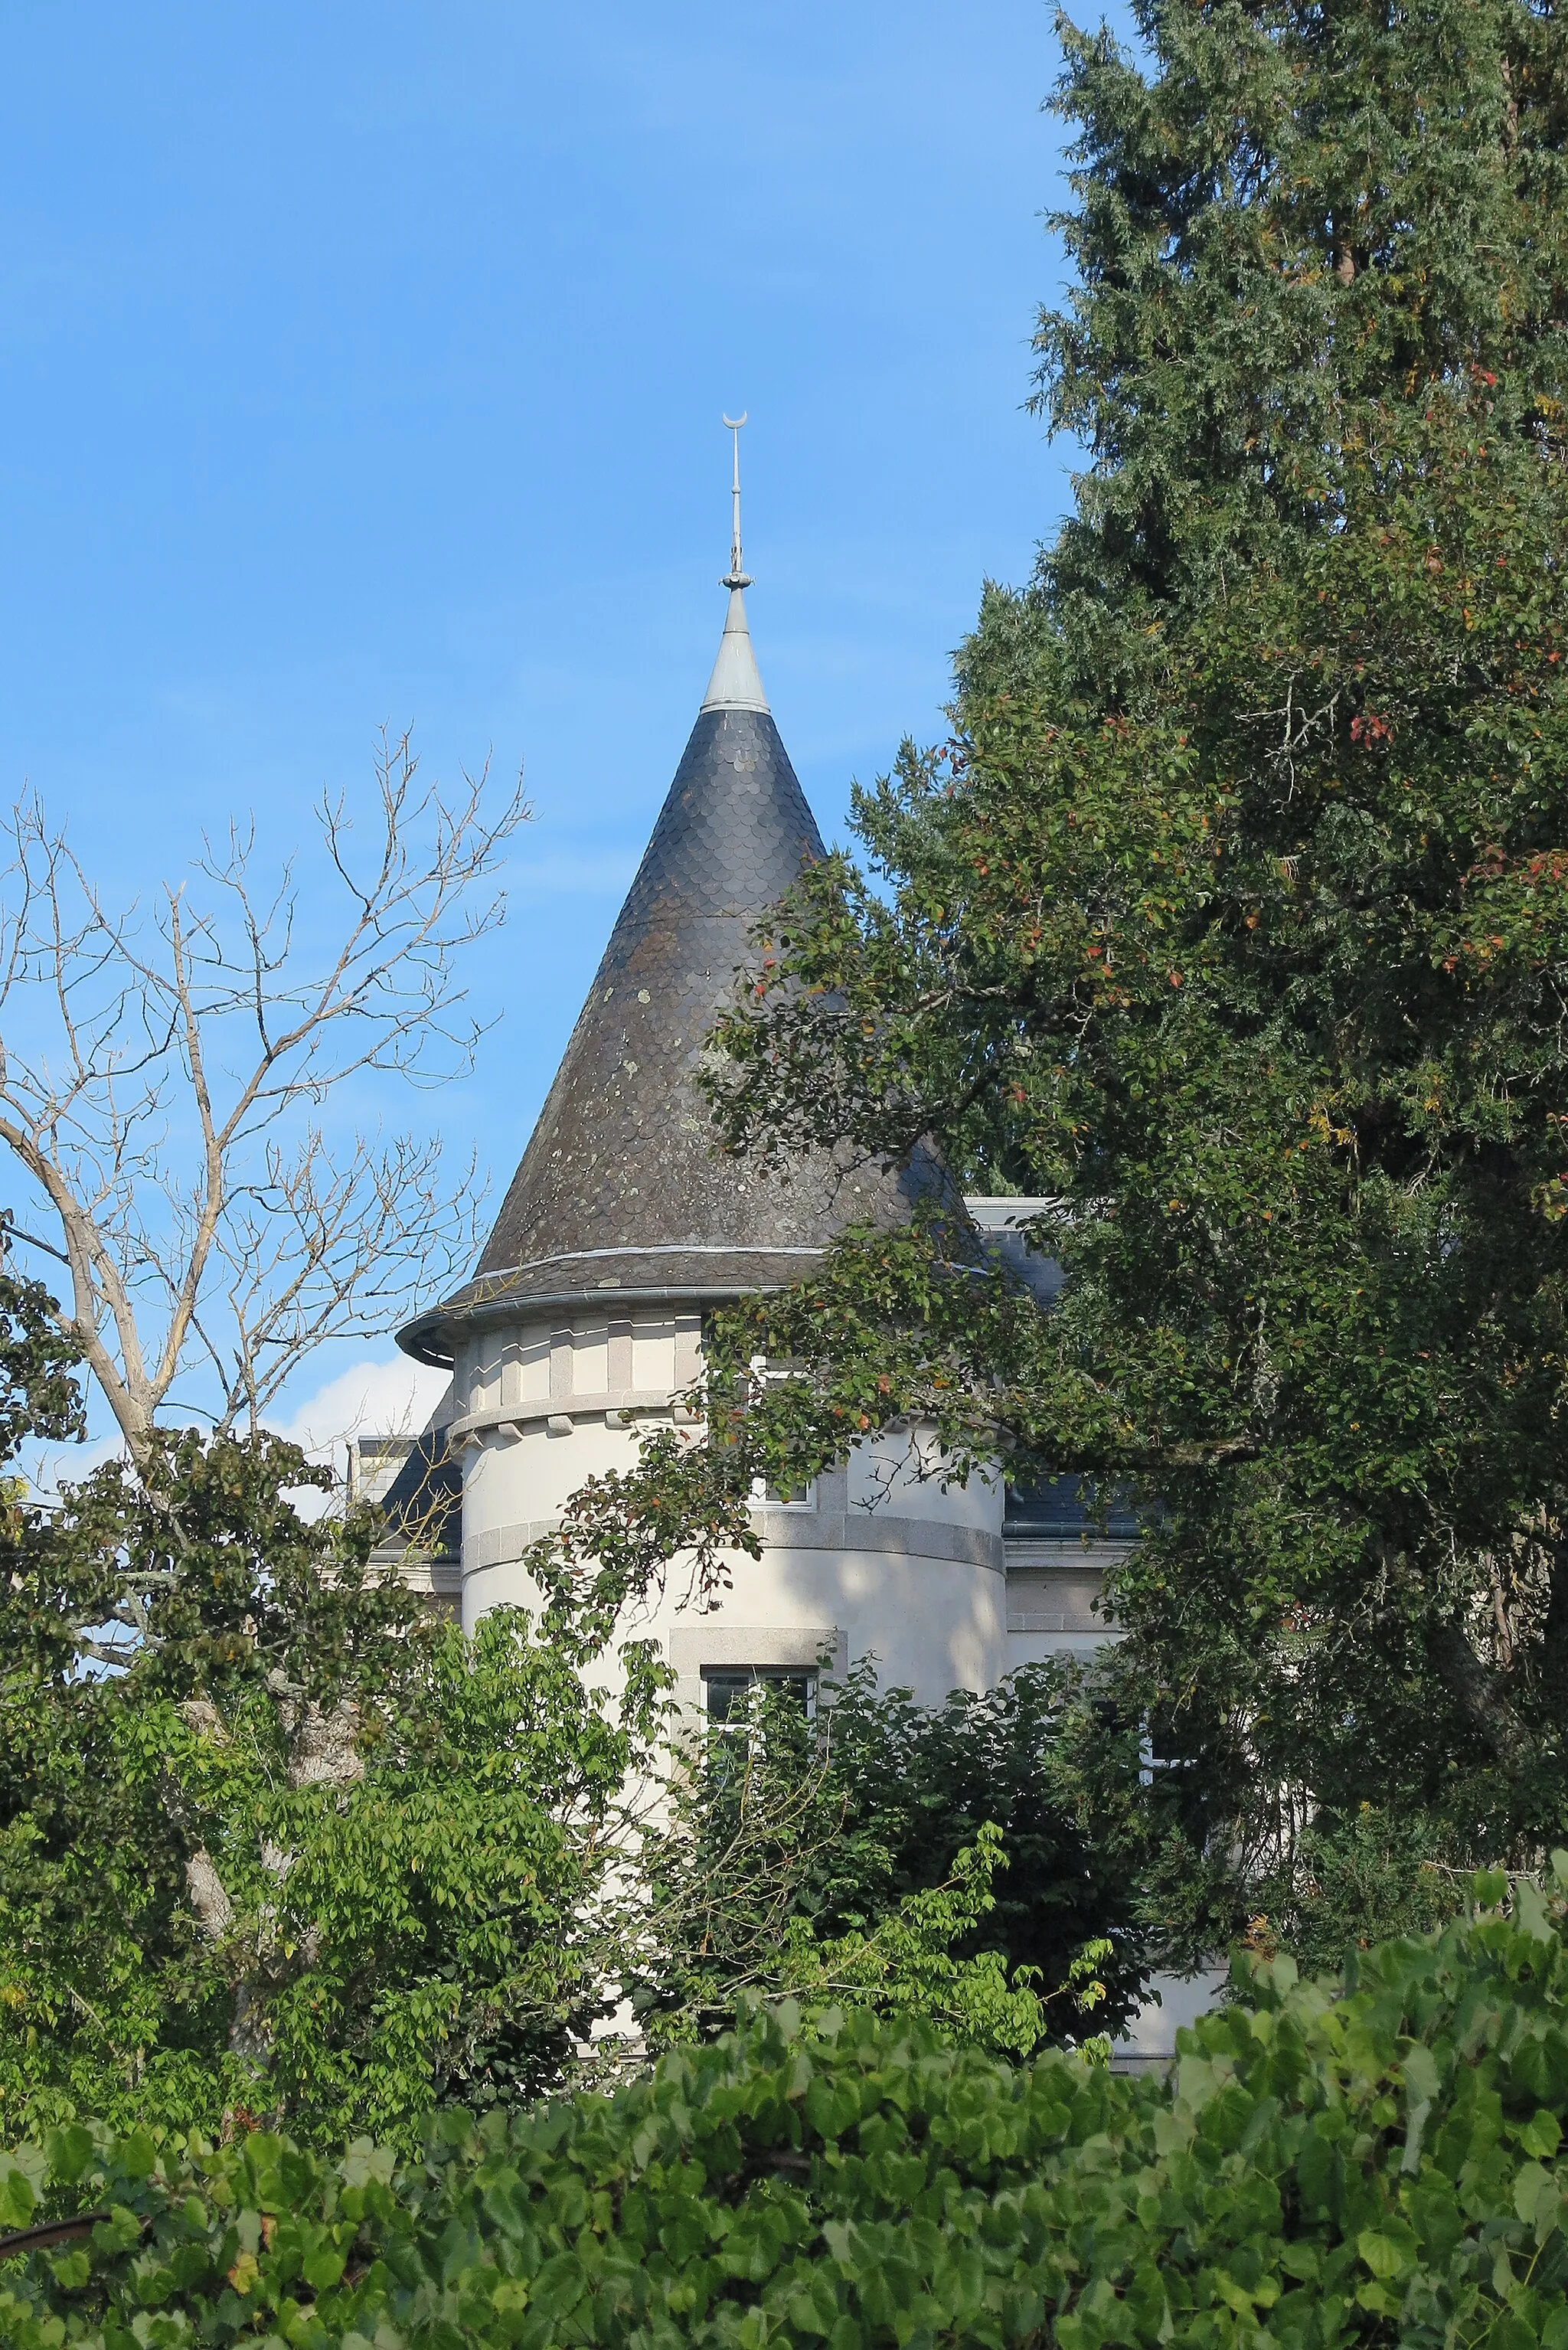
5;1869;1568;2347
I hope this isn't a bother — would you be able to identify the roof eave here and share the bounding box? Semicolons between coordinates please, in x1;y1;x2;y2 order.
397;1273;823;1368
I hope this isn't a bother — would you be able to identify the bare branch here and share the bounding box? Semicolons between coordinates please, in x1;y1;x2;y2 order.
0;734;529;1456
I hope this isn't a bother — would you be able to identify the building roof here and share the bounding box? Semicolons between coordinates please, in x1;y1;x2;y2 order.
400;580;939;1365
371;1427;462;1560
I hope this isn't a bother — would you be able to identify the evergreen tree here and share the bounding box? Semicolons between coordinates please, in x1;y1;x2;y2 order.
547;0;1568;1959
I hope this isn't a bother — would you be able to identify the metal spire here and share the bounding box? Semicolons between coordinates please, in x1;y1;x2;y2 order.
702;411;767;712
721;410;752;589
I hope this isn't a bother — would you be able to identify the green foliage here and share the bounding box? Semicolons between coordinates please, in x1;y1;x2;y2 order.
0;1271;1111;2147
641;1749;1089;2061
1274;1808;1461;1982
591;0;1568;1943
1031;0;1568;666
0;1260;85;1463
0;1322;657;2148
634;1661;1152;2044
775;1818;1116;2065
774;1824;1063;2059
15;1875;1568;2345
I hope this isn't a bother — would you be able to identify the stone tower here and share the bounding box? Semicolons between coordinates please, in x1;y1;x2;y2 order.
389;473;1125;1709
375;459;1205;2057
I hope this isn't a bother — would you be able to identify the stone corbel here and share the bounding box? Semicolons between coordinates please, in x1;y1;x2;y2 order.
447;1389;674;1445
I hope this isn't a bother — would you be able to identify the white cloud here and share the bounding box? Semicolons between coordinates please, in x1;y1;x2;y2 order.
18;1354;452;1520
271;1354;452;1465
270;1353;451;1521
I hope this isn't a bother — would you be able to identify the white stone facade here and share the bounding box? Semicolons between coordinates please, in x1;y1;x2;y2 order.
403;1262;1125;1711
378;558;1207;2059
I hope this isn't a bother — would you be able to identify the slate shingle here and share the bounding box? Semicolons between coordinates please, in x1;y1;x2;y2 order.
400;701;938;1364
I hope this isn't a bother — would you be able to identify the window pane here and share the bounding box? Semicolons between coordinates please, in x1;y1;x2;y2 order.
1004;1471;1138;1538
750;1477;815;1506
701;1665;815;1722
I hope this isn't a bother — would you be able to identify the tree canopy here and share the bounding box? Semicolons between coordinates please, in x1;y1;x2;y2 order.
0;1270;1117;2149
528;0;1568;1947
9;1872;1568;2349
0;1264;662;2148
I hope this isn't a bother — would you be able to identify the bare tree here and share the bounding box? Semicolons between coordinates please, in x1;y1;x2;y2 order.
0;729;527;1463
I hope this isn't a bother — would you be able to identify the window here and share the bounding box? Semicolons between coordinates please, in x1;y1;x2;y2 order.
750;1477;815;1508
1004;1471;1138;1540
1140;1707;1197;1787
701;1664;815;1724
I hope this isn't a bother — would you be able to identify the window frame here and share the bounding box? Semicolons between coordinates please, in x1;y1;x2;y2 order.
700;1662;818;1725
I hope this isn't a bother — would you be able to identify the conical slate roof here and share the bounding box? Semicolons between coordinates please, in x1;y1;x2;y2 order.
400;584;937;1366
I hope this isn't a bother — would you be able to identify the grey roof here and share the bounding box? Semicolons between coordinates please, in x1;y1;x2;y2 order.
374;1427;462;1560
963;1198;1067;1310
400;648;939;1365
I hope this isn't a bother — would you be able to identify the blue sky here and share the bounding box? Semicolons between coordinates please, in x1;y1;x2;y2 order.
0;2;1093;1451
